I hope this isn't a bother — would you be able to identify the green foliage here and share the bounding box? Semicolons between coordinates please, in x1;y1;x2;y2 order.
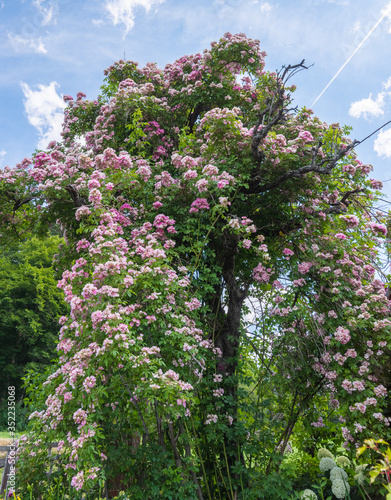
281;449;320;490
0;236;68;403
253;471;295;499
357;439;391;498
0;400;29;432
2;33;391;499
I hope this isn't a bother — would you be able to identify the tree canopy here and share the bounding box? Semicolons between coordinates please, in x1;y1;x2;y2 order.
2;33;390;499
0;236;67;402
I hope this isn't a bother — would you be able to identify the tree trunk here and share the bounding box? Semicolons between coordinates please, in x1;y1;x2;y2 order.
212;231;247;480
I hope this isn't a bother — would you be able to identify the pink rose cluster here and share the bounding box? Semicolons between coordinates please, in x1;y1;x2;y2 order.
283;248;294;259
252;263;272;283
340;214;359;228
334;326;351;344
298;262;312;274
189;198;210;213
369;222;387;236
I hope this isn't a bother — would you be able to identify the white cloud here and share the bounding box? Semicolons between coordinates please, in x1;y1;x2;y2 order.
382;1;391;32
20;81;66;150
8;33;47;54
105;0;165;36
32;0;56;25
260;2;272;13
374;128;391;158
349;93;385;120
349;77;391;120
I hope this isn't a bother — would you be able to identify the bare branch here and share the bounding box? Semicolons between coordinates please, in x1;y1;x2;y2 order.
13;196;36;212
279;60;313;83
318;188;364;216
251;60;311;164
246;139;359;194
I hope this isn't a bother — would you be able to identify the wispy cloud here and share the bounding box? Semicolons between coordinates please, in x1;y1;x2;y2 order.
8;33;47;54
382;0;391;32
32;0;56;25
92;18;105;26
260;2;272;13
374;128;391;158
105;0;165;36
20;81;66;150
349;77;391;120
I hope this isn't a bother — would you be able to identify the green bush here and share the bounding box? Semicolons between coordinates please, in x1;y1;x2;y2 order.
0;399;29;432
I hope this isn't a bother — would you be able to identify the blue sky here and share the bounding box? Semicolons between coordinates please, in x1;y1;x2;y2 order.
1;0;391;197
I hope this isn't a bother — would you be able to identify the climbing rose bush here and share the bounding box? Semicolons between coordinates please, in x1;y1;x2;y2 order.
0;32;390;499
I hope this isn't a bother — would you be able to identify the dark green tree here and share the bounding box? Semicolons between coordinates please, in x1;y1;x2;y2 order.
0;236;68;401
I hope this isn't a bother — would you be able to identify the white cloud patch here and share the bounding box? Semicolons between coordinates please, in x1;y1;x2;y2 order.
8;33;47;54
20;81;66;150
105;0;165;36
349;93;385;120
382;1;391;32
32;0;56;25
349;77;391;120
260;2;272;13
374;128;391;158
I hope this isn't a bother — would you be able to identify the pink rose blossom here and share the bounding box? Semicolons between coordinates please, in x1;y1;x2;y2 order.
335;326;351;344
71;471;84;490
374;385;387;397
298;262;312;274
189;198;210;213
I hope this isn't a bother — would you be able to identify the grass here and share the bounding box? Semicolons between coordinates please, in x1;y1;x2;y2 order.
0;431;21;440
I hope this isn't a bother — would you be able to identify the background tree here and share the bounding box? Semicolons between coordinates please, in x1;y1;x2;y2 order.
1;33;390;499
0;236;67;402
0;236;68;434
